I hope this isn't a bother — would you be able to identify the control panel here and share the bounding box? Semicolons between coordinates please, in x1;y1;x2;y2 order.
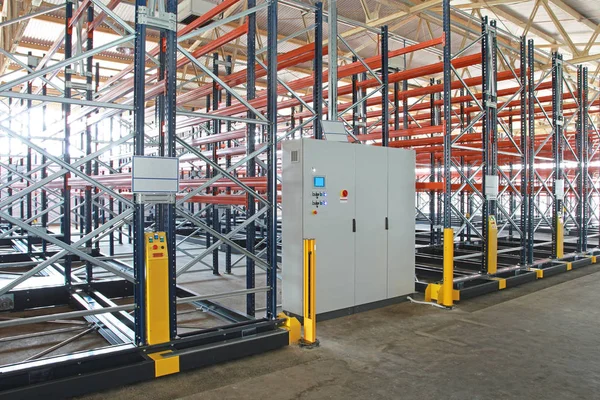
489;215;497;230
146;232;167;260
311;176;328;211
144;231;169;345
283;138;416;318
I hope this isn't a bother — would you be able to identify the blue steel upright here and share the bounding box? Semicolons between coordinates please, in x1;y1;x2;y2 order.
519;36;528;267
246;0;257;316
381;25;389;147
551;52;564;259
314;2;323;139
133;0;148;346
85;3;95;285
527;40;536;264
442;0;452;231
266;0;278;319
63;0;73;287
165;0;178;340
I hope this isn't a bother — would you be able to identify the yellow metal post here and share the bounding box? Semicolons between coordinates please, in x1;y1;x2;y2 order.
145;232;170;345
303;239;317;344
556;216;564;259
440;228;454;307
487;216;498;274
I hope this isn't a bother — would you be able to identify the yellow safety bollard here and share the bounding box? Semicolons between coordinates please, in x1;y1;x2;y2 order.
302;239;317;345
556;216;564;259
440;228;454;307
487;216;498;274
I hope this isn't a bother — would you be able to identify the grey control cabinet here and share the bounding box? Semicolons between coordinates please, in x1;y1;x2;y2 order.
282;139;415;319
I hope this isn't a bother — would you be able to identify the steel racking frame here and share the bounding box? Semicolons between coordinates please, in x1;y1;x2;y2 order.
0;0;599;396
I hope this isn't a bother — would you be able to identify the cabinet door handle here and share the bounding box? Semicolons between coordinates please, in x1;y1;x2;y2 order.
385;217;389;230
352;218;356;232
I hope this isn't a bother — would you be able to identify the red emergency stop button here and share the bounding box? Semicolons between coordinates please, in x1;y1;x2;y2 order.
153;245;158;250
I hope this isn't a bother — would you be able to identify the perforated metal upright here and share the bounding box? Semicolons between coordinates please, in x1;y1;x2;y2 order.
132;0;178;345
381;25;389;147
132;0;148;346
314;2;323;139
481;17;498;273
551;52;564;259
577;66;589;252
266;0;279;319
212;52;220;276
442;0;452;231
519;36;528;266
164;0;178;340
246;0;257;316
527;39;536;264
63;0;73;287
85;2;95;284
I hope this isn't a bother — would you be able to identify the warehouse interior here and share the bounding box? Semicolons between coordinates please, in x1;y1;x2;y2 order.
1;0;600;398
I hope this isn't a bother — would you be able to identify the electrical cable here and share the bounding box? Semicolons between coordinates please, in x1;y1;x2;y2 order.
407;296;452;310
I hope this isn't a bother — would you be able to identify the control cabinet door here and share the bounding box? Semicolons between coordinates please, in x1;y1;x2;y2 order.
387;148;416;297
282;140;305;316
354;145;388;304
302;140;356;314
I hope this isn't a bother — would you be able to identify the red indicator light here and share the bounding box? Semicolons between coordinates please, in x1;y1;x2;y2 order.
341;190;348;197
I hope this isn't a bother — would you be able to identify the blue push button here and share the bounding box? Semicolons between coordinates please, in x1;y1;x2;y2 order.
154;234;159;240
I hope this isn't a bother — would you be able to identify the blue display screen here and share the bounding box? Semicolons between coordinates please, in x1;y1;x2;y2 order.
313;176;325;188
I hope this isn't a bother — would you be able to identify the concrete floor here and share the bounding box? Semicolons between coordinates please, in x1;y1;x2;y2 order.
74;265;600;400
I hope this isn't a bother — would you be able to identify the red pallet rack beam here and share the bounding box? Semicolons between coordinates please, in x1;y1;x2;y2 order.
295;68;528;120
176;37;443;118
198;53;482;120
176;41;329;105
103;23;249;103
103;0;244;87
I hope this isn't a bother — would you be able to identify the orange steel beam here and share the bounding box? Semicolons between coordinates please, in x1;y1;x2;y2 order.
176;42;329;105
103;0;243;88
178;38;441;107
101;24;250;103
182;37;445;120
295;69;529;122
174;97;598;160
202;53;482;120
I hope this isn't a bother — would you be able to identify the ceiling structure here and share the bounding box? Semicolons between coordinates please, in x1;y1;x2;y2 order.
0;0;599;106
